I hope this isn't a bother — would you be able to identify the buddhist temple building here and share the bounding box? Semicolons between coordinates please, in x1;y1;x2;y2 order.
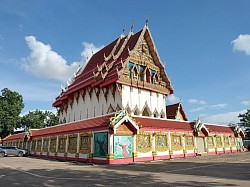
2;22;245;164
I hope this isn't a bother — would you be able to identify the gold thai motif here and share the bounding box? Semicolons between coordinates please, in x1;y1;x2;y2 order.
42;137;49;153
230;137;236;146
171;133;183;151
132;152;138;158
216;136;223;148
106;154;114;160
152;151;157;156
31;140;36;151
185;135;195;150
155;132;168;152
36;139;42;153
136;131;152;153
58;135;66;153
223;135;230;147
50;137;57;153
207;136;214;148
79;132;92;154
68;134;77;154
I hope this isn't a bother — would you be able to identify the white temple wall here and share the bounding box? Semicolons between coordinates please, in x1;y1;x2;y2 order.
59;87;122;123
122;85;166;118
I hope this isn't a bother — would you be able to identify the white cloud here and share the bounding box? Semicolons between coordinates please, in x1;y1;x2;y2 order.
22;36;103;83
232;34;250;55
189;103;227;113
80;42;103;62
22;36;79;82
241;100;250;106
189;106;206;113
167;94;180;104
201;110;247;125
188;99;207;105
209;103;227;109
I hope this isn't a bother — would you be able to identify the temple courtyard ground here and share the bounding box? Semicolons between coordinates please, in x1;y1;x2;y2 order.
0;152;249;187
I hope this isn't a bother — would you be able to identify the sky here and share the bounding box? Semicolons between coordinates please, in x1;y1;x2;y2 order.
0;0;250;125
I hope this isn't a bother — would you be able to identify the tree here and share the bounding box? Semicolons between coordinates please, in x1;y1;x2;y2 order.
238;109;250;138
0;88;24;138
21;110;59;129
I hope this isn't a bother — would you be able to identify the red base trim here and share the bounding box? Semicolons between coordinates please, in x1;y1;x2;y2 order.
171;154;185;159
153;155;170;160
216;150;224;154
185;153;196;157
207;151;216;155
134;156;153;162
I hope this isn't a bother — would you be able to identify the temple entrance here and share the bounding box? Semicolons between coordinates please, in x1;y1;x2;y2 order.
196;137;206;154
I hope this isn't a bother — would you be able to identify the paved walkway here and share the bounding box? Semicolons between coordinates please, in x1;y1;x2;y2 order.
0;152;249;186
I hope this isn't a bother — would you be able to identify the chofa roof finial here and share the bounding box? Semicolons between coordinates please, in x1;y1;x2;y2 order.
146;18;149;26
130;23;134;33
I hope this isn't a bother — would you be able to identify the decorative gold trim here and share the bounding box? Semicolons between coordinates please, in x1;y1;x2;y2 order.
75;153;79;158
132;152;138;158
152;151;157;156
106;154;114;160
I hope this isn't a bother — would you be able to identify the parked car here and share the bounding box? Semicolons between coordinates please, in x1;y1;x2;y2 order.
0;146;28;157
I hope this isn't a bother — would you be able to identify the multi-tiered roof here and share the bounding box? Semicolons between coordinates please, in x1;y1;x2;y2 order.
53;23;173;107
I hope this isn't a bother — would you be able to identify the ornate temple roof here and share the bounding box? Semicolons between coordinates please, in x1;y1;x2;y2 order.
53;23;173;107
166;102;188;121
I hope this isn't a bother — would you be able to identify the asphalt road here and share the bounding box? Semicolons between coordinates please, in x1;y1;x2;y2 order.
0;152;249;187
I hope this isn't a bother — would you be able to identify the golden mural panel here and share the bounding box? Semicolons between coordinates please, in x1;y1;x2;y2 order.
223;136;230;147
58;136;66;153
171;133;183;151
79;133;91;154
216;136;223;148
136;131;152;153
36;139;42;153
31;140;36;151
185;135;194;150
68;134;77;154
230;137;236;146
155;132;168;152
50;137;57;153
207;136;214;148
43;138;49;153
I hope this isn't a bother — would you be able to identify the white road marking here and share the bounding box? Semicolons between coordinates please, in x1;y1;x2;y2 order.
0;175;5;179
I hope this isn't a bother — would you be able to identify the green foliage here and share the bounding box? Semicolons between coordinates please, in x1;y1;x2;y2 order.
238;109;250;138
0;88;24;138
21;110;59;129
